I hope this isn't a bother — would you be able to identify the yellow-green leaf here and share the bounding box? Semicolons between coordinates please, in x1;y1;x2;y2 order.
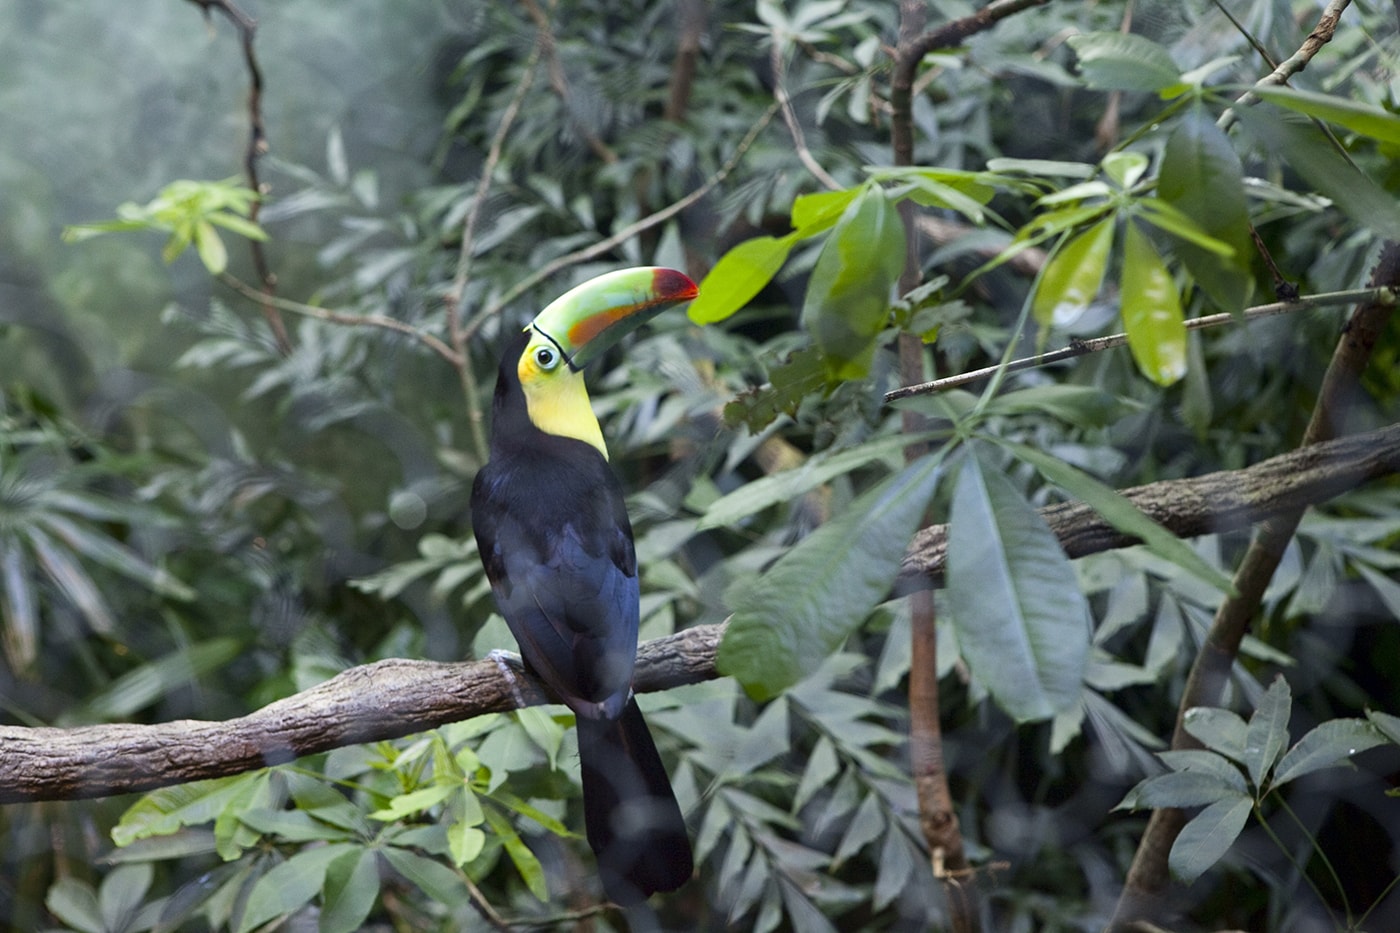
1120;222;1186;386
688;233;797;324
1032;217;1115;328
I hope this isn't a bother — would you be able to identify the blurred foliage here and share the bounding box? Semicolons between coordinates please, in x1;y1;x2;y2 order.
2;0;1400;931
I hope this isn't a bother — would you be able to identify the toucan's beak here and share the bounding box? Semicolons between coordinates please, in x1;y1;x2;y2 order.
527;267;698;370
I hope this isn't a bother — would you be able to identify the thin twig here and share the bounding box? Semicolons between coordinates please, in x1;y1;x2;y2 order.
521;0;618;164
1217;0;1352;132
187;0;291;354
884;286;1398;401
771;42;842;191
217;273;461;365
444;25;544;464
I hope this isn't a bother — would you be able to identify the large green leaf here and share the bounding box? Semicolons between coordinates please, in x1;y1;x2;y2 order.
1253;86;1400;146
1170;795;1252;883
319;848;380;933
688;233;797;324
1032;217;1115;328
237;843;357;933
1237;108;1400;241
112;772;264;846
996;439;1234;594
717;454;943;701
1120;221;1187;386
1068;32;1184;93
1120;770;1247;810
1157;109;1254;314
801;187;906;380
945;446;1088;722
1271;718;1388;787
1243;675;1291;788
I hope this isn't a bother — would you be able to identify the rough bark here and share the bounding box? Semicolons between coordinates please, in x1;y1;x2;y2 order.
3;422;1399;805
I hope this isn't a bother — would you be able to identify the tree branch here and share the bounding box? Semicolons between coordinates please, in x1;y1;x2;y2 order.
6;422;1397;813
188;0;291;354
885;286;1399;401
896;420;1400;591
1108;241;1400;930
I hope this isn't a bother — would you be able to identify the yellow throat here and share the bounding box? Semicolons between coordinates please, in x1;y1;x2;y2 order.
517;330;608;459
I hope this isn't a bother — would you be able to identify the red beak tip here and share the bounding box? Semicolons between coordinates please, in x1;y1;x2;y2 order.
653;267;700;302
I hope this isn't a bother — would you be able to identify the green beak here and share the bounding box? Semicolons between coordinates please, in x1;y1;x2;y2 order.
528;267;699;370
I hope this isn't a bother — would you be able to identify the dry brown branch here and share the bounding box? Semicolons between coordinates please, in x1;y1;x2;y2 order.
3;423;1399;805
885;286;1399;400
188;0;291;354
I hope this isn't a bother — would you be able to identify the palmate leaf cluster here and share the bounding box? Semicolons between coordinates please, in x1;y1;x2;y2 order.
3;0;1400;931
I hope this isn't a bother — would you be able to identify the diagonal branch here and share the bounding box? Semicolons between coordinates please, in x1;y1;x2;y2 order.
188;0;291;354
5;422;1398;808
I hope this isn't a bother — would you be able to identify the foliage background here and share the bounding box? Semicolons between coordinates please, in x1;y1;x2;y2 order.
1;0;1399;931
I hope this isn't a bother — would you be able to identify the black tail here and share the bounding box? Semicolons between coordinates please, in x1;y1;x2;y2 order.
576;697;692;905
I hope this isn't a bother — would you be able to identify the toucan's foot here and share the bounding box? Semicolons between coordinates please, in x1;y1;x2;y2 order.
487;649;527;708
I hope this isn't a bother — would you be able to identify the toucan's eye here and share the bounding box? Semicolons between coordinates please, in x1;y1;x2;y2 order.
534;346;559;370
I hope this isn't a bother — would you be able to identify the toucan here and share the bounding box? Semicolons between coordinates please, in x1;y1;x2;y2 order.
470;267;698;905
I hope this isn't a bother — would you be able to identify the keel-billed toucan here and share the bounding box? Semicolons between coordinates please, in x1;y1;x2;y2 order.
470;267;698;905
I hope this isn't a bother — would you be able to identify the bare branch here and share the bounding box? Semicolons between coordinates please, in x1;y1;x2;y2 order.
885;286;1399;401
218;273;462;366
897;420;1400;591
6;423;1399;806
188;0;291;354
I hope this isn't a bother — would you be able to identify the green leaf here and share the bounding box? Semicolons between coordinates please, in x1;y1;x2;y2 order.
688;233;797;324
1272;718;1388;787
1170;795;1252;883
1237;108;1400;241
320;848;380;933
722;345;829;433
1120;770;1247;810
801;187;906;380
1243;675;1291;788
981;385;1135;427
1101;152;1149;190
717;454;944;701
237;843;356;933
1068;32;1183;93
448;818;487;867
1134;199;1236;258
946;445;1088;722
99;862;153;931
482;805;549;900
1156;750;1249;794
1032;217;1115;327
1367;709;1400;746
1157;109;1254;313
113;773;264;846
193;219;229;274
1182;707;1248;762
996;440;1234;594
791;188;861;235
382;846;473;908
1253;86;1400;146
699;432;928;530
793;735;840;813
369;782;458;821
1120;221;1187;386
45;878;104;933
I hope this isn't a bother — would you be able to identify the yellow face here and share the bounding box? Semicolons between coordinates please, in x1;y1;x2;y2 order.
517;329;608;459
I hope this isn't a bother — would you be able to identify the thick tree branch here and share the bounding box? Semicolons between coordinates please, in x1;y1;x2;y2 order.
897;420;1400;591
0;624;725;805
4;422;1398;805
